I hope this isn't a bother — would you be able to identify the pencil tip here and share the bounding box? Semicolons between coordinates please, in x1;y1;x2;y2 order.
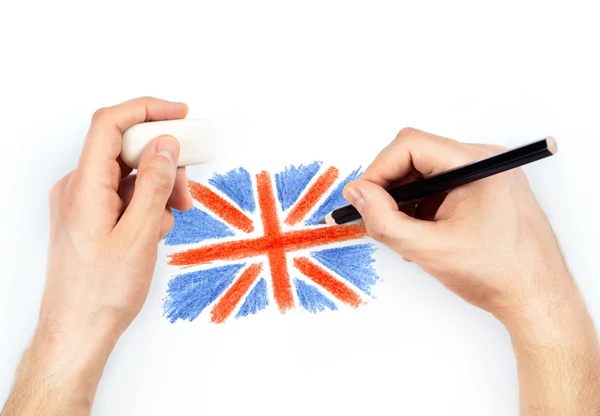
321;213;336;225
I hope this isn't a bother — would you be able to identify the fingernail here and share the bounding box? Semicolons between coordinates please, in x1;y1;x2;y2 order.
344;185;365;210
156;136;178;164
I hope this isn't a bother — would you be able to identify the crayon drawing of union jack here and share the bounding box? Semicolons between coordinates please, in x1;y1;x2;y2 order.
163;161;379;324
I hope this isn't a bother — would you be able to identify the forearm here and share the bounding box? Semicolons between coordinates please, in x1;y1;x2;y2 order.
2;318;119;416
502;282;600;415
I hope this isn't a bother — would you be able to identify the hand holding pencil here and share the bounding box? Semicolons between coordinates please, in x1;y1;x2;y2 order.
340;128;569;321
322;136;556;225
338;128;600;414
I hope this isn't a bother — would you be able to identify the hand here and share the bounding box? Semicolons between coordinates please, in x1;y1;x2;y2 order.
344;128;600;415
42;97;192;342
344;128;573;321
1;97;192;415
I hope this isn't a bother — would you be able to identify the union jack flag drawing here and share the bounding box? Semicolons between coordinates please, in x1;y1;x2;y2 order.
163;161;379;324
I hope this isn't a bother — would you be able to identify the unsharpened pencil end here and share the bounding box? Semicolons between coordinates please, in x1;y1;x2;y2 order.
546;136;558;155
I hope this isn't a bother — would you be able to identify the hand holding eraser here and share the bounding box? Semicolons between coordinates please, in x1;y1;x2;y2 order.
121;119;216;168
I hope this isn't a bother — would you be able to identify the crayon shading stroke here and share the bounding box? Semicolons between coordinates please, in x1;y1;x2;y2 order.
305;167;363;225
293;257;363;308
311;244;378;295
294;278;337;313
163;162;380;324
188;181;254;233
284;166;339;226
209;167;256;213
275;161;322;211
210;263;262;323
164;207;234;246
236;278;269;318
164;263;245;322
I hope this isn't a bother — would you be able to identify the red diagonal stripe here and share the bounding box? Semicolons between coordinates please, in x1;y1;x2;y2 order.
284;166;339;226
188;180;254;233
268;249;294;312
168;224;367;266
210;263;263;324
293;257;362;308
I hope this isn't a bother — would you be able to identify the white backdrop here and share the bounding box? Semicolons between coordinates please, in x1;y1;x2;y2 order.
1;1;599;415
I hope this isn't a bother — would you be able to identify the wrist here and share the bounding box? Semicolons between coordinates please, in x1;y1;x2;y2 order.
3;330;113;415
19;313;123;408
34;312;120;373
498;281;596;350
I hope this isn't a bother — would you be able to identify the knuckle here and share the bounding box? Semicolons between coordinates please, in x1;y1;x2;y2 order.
49;172;71;200
468;146;494;160
49;184;63;217
128;96;156;108
470;143;508;156
91;107;110;123
395;127;420;142
491;145;509;153
49;176;67;203
49;186;58;205
514;167;529;183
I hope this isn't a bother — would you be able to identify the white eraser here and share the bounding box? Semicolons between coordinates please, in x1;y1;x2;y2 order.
121;119;216;168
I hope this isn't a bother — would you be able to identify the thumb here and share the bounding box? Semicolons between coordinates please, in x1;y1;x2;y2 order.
344;179;439;254
117;135;179;240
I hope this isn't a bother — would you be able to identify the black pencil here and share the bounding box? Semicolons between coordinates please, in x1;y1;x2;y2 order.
320;136;558;225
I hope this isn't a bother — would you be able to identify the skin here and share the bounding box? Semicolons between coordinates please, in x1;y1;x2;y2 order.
1;102;599;415
344;128;600;415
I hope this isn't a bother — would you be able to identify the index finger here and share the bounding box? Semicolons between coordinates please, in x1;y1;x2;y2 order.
77;97;188;186
360;128;476;188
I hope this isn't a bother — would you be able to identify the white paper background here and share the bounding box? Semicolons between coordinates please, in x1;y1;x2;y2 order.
1;1;599;415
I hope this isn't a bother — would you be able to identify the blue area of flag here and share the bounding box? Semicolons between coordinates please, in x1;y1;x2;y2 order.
164;163;380;324
164;263;245;323
209;167;256;213
236;278;269;318
294;278;337;313
274;161;322;211
164;206;235;246
305;167;362;225
311;244;378;295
